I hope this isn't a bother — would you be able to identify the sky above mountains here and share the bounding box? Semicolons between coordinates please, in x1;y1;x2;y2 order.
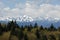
0;0;60;19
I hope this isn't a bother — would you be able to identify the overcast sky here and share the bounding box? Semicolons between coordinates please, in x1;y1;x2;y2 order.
0;0;60;19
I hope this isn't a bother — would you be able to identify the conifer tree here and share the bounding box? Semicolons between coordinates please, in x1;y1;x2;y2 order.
24;34;28;40
0;23;3;35
49;24;56;31
7;20;14;31
9;20;20;40
40;25;43;30
35;29;40;40
29;24;33;28
44;27;48;30
34;23;38;28
27;26;31;31
18;30;24;40
21;25;24;31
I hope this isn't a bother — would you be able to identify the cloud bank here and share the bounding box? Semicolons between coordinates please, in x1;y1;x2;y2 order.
0;0;60;19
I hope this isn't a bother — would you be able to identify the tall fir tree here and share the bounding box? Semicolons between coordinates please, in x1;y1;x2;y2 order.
0;23;3;35
24;34;28;40
18;30;24;40
49;24;56;31
34;23;38;28
35;29;41;40
40;25;44;30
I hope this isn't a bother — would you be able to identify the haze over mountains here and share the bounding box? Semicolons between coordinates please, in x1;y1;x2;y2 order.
0;15;60;27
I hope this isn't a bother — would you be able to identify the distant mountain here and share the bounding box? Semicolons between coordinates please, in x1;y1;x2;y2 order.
0;15;60;27
0;15;33;22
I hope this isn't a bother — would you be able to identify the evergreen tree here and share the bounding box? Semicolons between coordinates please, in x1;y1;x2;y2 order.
18;30;24;40
40;25;43;30
14;20;20;28
27;24;33;32
44;27;48;30
27;24;32;32
34;23;38;28
24;34;28;40
49;24;56;31
9;20;20;40
7;20;14;31
3;25;8;32
21;25;24;31
27;26;31;32
25;25;28;28
35;29;40;40
0;23;3;35
29;24;33;28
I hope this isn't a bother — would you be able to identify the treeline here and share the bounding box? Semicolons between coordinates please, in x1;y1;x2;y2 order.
0;20;60;40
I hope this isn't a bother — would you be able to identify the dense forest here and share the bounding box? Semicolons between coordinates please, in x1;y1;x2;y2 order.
0;20;60;40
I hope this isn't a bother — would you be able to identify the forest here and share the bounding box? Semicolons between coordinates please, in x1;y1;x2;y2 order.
0;20;60;40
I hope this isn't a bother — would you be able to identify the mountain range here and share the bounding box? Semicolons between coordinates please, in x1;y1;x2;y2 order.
0;15;60;27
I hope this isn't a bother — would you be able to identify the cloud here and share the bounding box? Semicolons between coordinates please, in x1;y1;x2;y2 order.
0;0;60;19
38;4;60;17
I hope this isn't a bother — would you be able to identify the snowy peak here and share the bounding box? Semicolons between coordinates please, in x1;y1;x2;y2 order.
16;15;33;22
0;15;60;22
0;15;33;22
0;15;60;27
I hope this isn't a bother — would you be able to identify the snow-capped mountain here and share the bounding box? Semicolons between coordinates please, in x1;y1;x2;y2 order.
0;15;33;22
34;17;60;27
0;15;60;27
0;15;60;22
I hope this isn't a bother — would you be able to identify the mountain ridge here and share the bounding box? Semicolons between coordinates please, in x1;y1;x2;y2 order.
0;15;60;22
0;15;60;27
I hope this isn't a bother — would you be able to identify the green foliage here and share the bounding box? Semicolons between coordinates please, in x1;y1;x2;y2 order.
0;21;60;40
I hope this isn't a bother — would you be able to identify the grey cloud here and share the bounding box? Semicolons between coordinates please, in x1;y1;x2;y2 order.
0;0;60;19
